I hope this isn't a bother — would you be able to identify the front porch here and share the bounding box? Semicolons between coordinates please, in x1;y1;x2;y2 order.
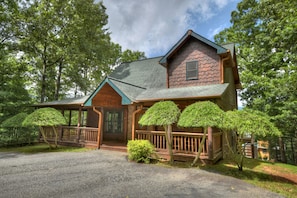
41;126;223;163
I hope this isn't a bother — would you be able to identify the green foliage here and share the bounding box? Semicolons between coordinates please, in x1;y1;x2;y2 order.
127;140;155;164
2;113;28;128
139;101;180;126
222;108;281;170
178;101;225;166
178;101;224;128
0;113;38;147
224;109;281;138
120;49;146;63
215;0;297;162
22;108;66;127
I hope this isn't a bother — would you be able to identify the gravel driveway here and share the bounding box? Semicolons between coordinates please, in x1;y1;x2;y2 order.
0;150;283;198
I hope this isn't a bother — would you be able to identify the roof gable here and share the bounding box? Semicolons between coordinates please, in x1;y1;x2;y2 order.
159;30;228;66
84;77;132;106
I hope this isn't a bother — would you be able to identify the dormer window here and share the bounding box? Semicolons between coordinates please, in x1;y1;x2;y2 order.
186;60;198;80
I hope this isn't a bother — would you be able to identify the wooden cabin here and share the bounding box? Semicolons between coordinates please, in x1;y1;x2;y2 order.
36;30;241;163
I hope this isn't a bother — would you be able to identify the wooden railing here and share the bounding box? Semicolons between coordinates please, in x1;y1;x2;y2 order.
42;126;98;144
135;130;210;156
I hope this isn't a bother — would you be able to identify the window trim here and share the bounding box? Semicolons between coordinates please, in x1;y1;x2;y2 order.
186;60;198;80
103;109;123;134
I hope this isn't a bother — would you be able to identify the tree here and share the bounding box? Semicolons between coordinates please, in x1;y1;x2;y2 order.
120;49;146;63
18;0;122;102
214;0;297;163
178;101;225;166
22;107;66;148
0;0;32;123
223;108;281;171
1;113;36;145
138;101;180;164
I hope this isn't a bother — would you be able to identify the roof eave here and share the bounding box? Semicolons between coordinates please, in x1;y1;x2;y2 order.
135;95;222;103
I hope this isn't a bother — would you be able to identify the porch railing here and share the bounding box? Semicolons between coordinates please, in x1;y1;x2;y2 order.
41;126;98;145
135;130;223;160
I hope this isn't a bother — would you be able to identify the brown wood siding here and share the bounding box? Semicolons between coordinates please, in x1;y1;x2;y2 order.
168;37;220;88
92;84;122;108
86;109;99;127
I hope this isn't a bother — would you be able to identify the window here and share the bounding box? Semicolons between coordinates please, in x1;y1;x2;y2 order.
186;60;198;80
104;110;123;133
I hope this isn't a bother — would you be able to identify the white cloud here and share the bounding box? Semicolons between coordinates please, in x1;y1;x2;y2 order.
207;24;228;39
102;0;234;57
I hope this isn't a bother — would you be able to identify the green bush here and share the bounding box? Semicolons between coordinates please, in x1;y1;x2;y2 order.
127;140;155;164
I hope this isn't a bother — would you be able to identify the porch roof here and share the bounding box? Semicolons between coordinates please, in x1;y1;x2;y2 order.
33;95;89;109
135;83;229;102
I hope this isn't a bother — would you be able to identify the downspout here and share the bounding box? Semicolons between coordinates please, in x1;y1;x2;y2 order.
132;105;143;140
93;106;102;149
220;51;230;84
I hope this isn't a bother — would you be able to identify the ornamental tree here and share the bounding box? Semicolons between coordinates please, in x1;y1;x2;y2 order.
1;113;33;145
138;101;180;164
23;108;66;148
178;101;225;166
223;108;281;171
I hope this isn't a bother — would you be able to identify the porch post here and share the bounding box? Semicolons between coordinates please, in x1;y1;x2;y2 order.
93;106;103;149
76;106;82;143
208;127;213;160
132;105;143;140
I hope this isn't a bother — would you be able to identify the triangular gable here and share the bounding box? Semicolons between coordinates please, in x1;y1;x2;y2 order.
84;77;132;106
159;29;228;66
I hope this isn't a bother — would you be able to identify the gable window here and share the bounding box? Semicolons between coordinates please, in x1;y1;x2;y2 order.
186;60;198;80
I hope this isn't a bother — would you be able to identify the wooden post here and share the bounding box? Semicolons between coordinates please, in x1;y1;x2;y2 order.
76;106;82;143
93;106;102;149
208;127;213;160
132;105;143;140
68;110;72;126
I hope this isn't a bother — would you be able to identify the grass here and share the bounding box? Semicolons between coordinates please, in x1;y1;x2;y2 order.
0;143;92;154
157;158;297;197
200;158;297;198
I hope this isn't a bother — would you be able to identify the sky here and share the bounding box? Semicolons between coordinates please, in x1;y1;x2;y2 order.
102;0;240;58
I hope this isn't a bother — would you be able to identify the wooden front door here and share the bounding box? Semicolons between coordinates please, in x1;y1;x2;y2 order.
103;109;125;142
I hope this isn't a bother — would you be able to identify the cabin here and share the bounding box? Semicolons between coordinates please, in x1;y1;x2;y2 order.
37;30;241;163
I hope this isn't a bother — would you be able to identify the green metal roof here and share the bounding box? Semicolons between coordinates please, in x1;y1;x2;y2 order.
136;83;229;102
160;30;228;65
33;95;89;107
109;56;166;89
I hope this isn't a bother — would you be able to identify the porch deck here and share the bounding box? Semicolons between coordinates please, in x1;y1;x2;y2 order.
41;126;223;163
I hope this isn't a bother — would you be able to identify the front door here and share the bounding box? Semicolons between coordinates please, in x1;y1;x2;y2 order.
103;109;124;142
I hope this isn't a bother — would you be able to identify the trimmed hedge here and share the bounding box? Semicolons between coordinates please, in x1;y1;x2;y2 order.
127;140;155;164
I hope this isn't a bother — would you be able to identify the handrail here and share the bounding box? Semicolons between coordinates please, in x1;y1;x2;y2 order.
136;130;208;137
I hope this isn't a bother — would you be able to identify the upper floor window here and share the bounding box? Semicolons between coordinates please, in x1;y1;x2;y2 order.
186;60;198;80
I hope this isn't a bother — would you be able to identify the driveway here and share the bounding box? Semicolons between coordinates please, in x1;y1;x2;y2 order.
0;150;283;198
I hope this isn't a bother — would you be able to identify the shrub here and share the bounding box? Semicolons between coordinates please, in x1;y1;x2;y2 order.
127;140;155;164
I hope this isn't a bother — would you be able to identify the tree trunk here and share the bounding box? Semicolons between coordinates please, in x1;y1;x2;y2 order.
164;125;174;164
279;137;287;163
54;60;63;100
192;127;207;166
52;126;58;148
39;126;52;149
40;46;47;103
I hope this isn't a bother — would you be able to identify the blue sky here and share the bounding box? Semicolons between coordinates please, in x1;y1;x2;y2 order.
103;0;240;58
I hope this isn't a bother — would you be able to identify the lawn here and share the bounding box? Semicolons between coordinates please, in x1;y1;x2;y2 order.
200;158;297;198
0;143;91;154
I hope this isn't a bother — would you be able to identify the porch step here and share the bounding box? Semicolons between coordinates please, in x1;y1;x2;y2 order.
100;142;127;153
